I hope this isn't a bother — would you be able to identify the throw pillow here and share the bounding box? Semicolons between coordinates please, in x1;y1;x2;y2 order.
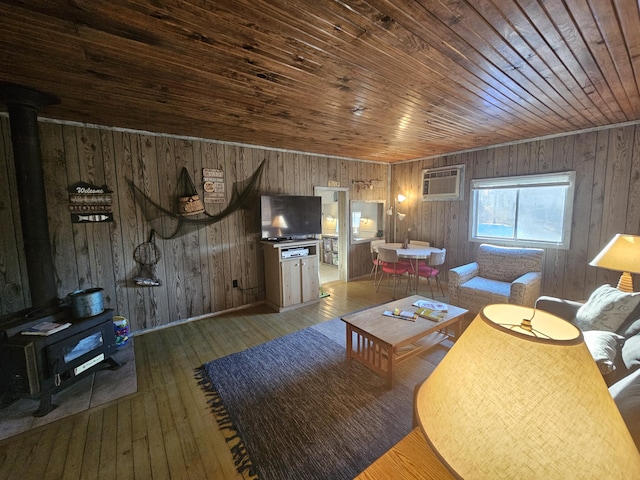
575;285;640;332
583;330;625;375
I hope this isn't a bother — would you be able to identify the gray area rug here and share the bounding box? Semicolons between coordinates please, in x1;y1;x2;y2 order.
196;318;448;479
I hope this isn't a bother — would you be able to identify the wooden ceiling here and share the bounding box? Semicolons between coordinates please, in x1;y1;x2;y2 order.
1;0;639;162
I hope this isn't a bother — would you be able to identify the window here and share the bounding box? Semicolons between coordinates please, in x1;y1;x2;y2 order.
350;200;385;244
469;171;576;249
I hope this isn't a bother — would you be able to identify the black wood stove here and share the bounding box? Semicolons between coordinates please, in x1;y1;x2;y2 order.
0;304;120;416
0;83;122;416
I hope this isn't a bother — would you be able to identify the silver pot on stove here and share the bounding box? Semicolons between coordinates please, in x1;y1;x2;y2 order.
68;287;104;318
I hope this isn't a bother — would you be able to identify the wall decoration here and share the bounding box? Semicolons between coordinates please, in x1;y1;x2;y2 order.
133;230;162;286
203;167;225;204
177;168;205;216
352;179;382;191
68;182;113;223
128;159;265;239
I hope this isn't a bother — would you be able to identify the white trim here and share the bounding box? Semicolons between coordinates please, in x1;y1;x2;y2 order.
0;112;389;166
4;113;637;165
469;171;576;250
394;120;640;165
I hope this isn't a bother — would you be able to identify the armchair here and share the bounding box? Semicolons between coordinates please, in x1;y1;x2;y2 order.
448;244;544;313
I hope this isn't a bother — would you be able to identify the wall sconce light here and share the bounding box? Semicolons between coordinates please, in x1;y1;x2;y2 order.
326;214;335;222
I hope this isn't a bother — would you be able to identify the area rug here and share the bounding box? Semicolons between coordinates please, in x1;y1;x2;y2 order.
0;339;137;441
196;318;448;479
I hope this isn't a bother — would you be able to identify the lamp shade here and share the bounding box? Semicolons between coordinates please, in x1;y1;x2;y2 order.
416;304;640;479
590;234;640;292
590;234;640;273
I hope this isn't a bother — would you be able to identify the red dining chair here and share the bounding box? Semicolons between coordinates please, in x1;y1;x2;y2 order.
375;247;410;297
410;248;446;298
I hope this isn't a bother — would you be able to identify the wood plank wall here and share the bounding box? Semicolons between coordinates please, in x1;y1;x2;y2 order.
391;123;640;301
0;117;389;331
3;117;637;331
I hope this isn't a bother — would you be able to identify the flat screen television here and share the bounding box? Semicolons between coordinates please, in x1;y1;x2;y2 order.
260;195;322;241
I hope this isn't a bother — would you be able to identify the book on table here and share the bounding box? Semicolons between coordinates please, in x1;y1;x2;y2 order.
383;309;417;321
412;300;449;311
414;308;447;321
21;321;72;336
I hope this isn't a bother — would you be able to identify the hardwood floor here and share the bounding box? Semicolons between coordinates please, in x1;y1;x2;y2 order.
0;277;423;480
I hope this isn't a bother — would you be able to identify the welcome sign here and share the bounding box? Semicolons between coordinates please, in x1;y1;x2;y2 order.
68;182;114;223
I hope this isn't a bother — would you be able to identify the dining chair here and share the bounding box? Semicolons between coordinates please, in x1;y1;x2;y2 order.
375;247;410;297
410;240;430;247
407;240;430;268
369;239;386;282
410;248;446;298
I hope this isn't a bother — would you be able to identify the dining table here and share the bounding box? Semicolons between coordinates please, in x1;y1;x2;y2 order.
374;243;445;294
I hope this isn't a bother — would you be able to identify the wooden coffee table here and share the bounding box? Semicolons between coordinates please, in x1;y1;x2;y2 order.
341;295;468;387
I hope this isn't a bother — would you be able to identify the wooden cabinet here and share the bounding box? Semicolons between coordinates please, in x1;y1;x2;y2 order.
262;240;320;312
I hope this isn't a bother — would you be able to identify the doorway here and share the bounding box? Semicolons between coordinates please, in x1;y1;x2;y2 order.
315;186;349;284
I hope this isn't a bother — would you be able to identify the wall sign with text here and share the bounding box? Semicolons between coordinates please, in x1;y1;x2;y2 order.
203;168;225;204
68;182;114;223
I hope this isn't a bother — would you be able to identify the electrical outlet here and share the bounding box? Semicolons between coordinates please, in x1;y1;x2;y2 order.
233;279;238;288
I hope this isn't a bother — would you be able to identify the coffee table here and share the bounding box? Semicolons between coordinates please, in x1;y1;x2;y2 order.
341;295;468;387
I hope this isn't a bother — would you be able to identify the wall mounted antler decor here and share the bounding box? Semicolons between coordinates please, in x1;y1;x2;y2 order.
352;179;382;191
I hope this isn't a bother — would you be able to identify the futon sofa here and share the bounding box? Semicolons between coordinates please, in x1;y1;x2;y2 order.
536;284;640;449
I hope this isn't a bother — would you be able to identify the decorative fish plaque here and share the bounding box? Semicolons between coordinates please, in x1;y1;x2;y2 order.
68;182;114;223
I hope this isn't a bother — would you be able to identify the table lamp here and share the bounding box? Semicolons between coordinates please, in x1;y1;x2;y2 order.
590;234;640;292
271;215;288;237
415;304;640;479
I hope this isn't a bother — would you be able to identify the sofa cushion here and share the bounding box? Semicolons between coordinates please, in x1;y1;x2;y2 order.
623;318;640;338
583;330;625;375
476;244;544;282
575;285;640;332
609;367;640;450
622;335;640;371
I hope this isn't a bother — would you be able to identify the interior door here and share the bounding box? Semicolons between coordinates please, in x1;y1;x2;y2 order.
315;186;349;283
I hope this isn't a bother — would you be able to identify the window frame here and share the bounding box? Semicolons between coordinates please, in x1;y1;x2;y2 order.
468;171;576;250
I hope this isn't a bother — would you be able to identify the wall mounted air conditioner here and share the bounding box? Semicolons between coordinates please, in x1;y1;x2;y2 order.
421;165;464;201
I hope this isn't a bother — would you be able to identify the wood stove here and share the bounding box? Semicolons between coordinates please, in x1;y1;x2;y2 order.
0;305;119;416
0;82;122;416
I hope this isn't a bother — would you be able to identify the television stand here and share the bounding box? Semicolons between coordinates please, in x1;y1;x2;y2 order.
262;240;321;312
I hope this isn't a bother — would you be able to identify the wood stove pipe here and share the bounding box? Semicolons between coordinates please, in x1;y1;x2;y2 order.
0;82;60;307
